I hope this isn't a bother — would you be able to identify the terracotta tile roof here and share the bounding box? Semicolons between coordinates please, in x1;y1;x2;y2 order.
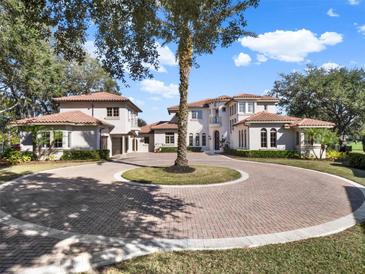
54;92;129;102
140;121;178;133
11;111;113;127
168;93;277;112
234;112;334;128
54;92;142;112
290;118;335;127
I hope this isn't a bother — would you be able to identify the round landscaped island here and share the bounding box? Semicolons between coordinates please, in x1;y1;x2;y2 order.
121;165;242;185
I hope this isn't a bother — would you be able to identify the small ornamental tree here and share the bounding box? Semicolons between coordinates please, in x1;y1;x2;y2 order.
304;128;338;160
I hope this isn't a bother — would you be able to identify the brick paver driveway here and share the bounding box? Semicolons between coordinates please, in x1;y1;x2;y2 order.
0;152;364;273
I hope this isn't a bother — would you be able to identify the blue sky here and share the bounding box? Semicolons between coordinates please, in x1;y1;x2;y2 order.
85;0;365;123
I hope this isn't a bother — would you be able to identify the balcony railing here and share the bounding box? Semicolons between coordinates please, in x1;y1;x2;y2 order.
209;116;221;125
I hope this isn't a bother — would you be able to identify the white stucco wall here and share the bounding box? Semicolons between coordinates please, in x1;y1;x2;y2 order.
153;130;178;148
247;124;296;150
59;101;140;134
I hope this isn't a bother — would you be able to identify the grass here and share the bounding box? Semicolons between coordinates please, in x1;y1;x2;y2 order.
102;157;365;274
102;224;365;274
230;157;365;186
122;165;241;185
349;141;364;154
0;160;98;183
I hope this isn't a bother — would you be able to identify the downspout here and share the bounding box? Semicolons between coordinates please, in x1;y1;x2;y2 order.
91;102;94;117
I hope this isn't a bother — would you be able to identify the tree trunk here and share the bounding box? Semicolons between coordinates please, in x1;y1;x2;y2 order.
174;32;193;168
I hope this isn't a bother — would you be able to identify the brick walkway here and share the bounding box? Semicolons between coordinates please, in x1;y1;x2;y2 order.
0;153;364;273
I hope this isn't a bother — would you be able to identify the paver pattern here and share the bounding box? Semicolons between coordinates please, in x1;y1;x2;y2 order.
0;153;364;273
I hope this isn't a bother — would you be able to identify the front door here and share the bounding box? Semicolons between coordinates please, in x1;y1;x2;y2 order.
214;130;220;150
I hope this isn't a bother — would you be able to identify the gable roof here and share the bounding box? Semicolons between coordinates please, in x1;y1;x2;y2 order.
234;112;334;128
53;91;142;112
11;111;113;127
167;93;277;113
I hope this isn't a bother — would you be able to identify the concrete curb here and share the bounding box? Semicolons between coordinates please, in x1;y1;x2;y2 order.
113;167;249;188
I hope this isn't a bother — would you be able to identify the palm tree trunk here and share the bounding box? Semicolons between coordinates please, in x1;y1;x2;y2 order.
174;32;193;168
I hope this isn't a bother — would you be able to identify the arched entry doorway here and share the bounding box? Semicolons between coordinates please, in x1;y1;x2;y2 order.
214;130;220;151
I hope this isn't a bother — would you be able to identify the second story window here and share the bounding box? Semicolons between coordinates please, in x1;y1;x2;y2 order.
191;110;202;119
107;107;119;117
247;102;254;113
239;102;246;113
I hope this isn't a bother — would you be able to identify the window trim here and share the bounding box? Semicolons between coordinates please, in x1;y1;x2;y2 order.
202;133;206;146
247;102;255;113
107;107;119;117
270;128;277;148
260;128;267;148
53;131;63;148
189;133;193;146
165;132;175;144
195;133;200;146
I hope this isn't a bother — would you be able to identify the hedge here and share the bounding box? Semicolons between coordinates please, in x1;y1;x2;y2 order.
224;147;300;159
347;153;365;170
61;149;110;160
159;147;177;153
187;146;202;152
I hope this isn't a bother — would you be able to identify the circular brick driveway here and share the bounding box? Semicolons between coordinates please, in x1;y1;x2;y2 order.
0;153;363;240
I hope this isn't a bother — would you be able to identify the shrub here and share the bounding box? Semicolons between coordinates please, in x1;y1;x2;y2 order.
187;146;202;152
224;147;300;158
159;147;177;153
3;149;34;165
347;153;365;170
327;150;346;161
61;149;110;160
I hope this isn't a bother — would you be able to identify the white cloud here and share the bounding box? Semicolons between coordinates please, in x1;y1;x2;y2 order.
348;0;360;5
327;8;339;17
140;79;178;98
320;62;342;71
233;53;252;67
239;29;343;63
84;40;97;58
357;24;365;35
150;96;162;101
257;54;268;63
147;43;177;73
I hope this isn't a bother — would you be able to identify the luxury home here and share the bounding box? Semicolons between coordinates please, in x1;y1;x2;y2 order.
13;91;334;159
141;93;334;158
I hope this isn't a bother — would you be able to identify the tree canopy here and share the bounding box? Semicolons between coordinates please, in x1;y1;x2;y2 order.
270;66;365;140
0;0;119;119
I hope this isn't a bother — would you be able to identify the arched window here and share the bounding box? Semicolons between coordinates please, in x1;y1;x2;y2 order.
270;128;277;148
260;128;267;148
189;133;193;146
202;133;207;146
195;133;200;146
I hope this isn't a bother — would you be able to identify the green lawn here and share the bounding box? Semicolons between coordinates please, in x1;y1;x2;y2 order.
102;157;365;274
0;161;97;183
349;141;364;154
232;157;365;186
122;165;241;185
